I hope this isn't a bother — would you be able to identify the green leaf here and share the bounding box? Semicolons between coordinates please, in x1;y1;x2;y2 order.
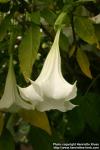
0;15;11;41
74;16;98;45
31;11;40;25
55;11;69;29
83;94;100;132
74;93;100;132
0;129;15;150
19;110;51;135
19;24;41;79
66;107;85;136
69;44;76;57
0;0;9;3
59;32;69;51
41;9;57;25
76;48;92;79
28;126;52;150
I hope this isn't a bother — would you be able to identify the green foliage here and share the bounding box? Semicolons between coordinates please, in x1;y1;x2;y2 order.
74;16;98;45
41;9;57;25
19;24;41;79
31;11;40;25
76;47;92;78
0;15;11;42
0;0;100;149
0;0;9;3
28;126;52;150
0;130;15;150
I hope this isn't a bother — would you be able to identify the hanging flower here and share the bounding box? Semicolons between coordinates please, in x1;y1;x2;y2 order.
19;29;77;112
0;56;43;112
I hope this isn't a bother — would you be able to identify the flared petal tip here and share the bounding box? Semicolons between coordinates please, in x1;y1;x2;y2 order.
61;102;77;112
18;84;43;106
66;81;77;101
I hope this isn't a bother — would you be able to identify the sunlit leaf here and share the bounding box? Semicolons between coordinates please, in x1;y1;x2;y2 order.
76;48;92;78
19;24;41;79
19;110;51;135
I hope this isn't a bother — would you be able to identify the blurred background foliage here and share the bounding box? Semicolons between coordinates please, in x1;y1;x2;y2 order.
0;0;100;150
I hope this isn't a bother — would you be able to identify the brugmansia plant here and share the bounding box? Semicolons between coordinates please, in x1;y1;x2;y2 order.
19;29;77;112
0;28;77;150
0;0;100;149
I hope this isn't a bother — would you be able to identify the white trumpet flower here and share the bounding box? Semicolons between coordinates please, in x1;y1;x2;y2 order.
0;56;42;112
19;29;77;112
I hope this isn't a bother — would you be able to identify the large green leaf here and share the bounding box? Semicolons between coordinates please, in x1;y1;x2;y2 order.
66;107;85;136
19;24;41;79
0;129;15;150
28;126;52;150
76;48;92;79
74;16;98;45
19;110;51;135
74;93;100;132
83;94;100;132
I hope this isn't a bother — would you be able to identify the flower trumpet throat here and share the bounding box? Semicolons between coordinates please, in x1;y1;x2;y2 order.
19;29;77;112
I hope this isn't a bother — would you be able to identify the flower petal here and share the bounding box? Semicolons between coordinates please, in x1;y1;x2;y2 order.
0;56;16;109
18;82;43;106
17;29;77;112
35;29;77;102
0;56;33;111
36;97;76;112
36;29;61;82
